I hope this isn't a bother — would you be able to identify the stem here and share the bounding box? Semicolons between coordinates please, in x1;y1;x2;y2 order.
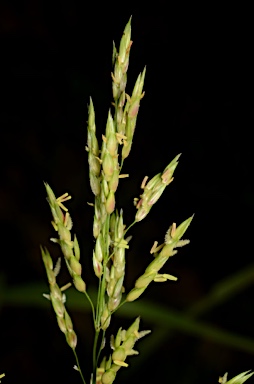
95;277;102;329
124;220;136;235
97;214;110;324
111;299;126;315
93;329;100;373
73;348;86;384
84;290;96;326
92;214;111;380
97;269;107;327
96;329;106;367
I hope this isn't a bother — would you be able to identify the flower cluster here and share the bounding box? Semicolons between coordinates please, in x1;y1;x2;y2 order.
41;17;194;384
96;318;150;384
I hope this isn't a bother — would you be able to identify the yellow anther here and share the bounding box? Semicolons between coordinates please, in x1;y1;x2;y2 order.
154;275;167;282
116;133;128;145
51;221;58;231
150;241;164;254
119;174;129;178
58;202;68;211
64;212;69;226
126;94;131;102
56;193;71;212
95;156;102;164
116;133;127;140
154;273;177;282
113;360;128;367
133;197;139;206
150;241;158;254
171;222;176;237
141;176;149;189
60;282;72;291
114;239;129;249
162;273;178;281
57;192;71;203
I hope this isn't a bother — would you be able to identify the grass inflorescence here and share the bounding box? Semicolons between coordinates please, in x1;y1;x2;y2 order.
40;17;253;384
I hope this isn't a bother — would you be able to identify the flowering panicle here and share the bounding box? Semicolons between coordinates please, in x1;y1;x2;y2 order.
85;17;147;334
41;17;197;384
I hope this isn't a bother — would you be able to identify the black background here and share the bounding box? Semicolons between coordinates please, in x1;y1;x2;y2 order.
1;1;254;383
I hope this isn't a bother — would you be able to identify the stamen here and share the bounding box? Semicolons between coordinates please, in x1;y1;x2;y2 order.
141;176;148;189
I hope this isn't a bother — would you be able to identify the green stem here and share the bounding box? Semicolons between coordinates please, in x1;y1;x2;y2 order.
96;329;106;367
93;329;100;373
112;299;126;315
95;277;102;328
84;290;96;326
97;270;107;327
124;220;136;235
73;348;86;384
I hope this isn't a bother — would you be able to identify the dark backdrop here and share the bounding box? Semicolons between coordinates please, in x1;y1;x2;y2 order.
1;2;254;384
